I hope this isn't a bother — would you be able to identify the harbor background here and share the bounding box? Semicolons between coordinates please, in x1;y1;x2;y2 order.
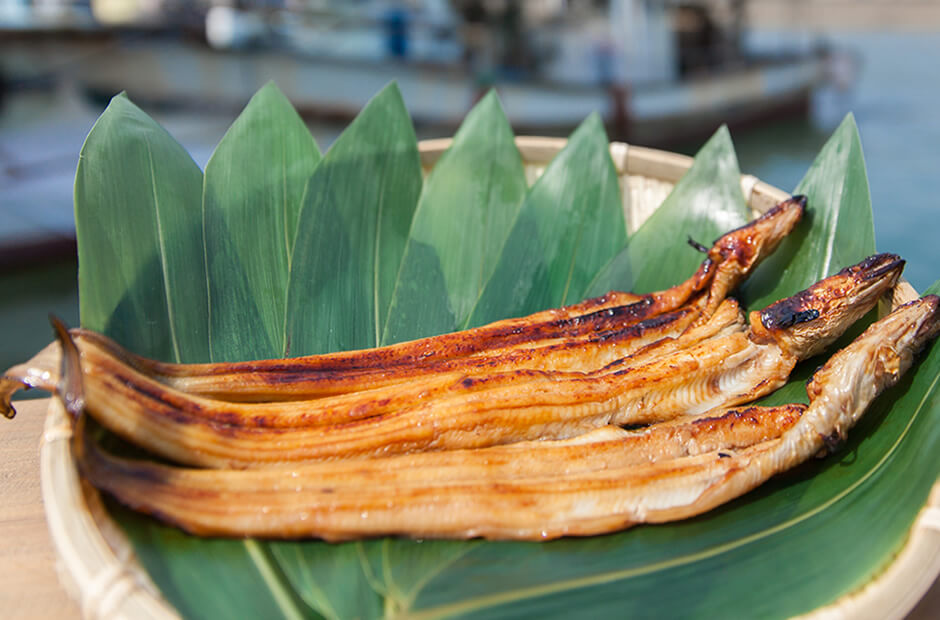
1;0;939;370
0;3;939;619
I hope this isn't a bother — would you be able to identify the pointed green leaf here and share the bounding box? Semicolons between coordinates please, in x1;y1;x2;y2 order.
382;91;527;344
74;93;209;363
746;114;878;408
75;91;315;620
374;539;481;615
285;83;422;354
114;507;313;620
390;300;940;618
742;113;875;309
73;93;938;620
203;82;321;361
271;541;383;620
587;125;749;296
465;114;625;327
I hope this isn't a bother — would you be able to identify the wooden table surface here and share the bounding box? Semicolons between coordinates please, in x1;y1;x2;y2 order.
3;398;80;619
2;397;940;619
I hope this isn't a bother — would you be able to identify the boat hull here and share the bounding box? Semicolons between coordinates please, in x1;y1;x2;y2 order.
1;34;825;146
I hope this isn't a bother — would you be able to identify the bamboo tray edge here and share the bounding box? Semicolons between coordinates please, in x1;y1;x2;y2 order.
40;138;939;619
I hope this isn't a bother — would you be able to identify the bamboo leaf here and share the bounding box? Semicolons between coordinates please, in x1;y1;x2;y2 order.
74;93;209;363
309;284;937;620
76;92;314;619
374;539;481;614
285;83;422;354
391;308;940;618
748;113;877;408
111;507;314;620
382;91;526;343
74;92;938;620
465;114;625;327
203;82;321;362
742;113;875;309
271;541;383;620
587;125;749;296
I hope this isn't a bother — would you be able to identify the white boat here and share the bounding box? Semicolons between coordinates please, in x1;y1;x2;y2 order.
1;0;830;146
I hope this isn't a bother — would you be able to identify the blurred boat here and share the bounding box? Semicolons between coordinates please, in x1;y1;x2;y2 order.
1;0;831;146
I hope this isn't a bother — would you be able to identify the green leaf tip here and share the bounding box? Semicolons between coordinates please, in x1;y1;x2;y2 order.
94;91;145;127
315;81;415;161
245;82;290;108
703;123;733;149
475;87;500;105
285;77;422;355
572;110;607;137
365;81;408;115
75;84;209;363
466;109;623;326
837;110;858;130
742;110;874;309
810;112;865;170
80;84;935;620
256;79;283;94
587;122;746;296
203;70;322;362
382;85;526;344
453;89;511;139
462;89;515;133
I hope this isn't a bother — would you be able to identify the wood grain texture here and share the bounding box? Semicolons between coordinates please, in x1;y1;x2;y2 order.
0;398;79;619
2;396;939;619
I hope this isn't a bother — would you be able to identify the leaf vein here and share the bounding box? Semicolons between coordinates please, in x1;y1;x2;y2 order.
146;139;182;364
374;162;387;347
408;372;939;619
244;540;308;620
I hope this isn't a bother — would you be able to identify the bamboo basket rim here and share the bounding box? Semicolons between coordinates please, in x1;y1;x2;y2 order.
39;136;938;619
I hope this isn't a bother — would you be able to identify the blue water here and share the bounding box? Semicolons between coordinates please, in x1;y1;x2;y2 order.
733;31;940;292
1;31;938;374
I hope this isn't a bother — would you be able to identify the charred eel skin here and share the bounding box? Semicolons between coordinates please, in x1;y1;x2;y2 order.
0;196;804;410
77;295;940;540
9;254;902;469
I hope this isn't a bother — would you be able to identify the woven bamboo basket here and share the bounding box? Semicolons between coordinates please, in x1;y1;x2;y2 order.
40;137;940;619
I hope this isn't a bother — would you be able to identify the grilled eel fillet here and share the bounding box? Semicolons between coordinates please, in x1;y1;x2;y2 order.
77;295;940;540
15;255;904;469
7;295;732;429
0;195;805;408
